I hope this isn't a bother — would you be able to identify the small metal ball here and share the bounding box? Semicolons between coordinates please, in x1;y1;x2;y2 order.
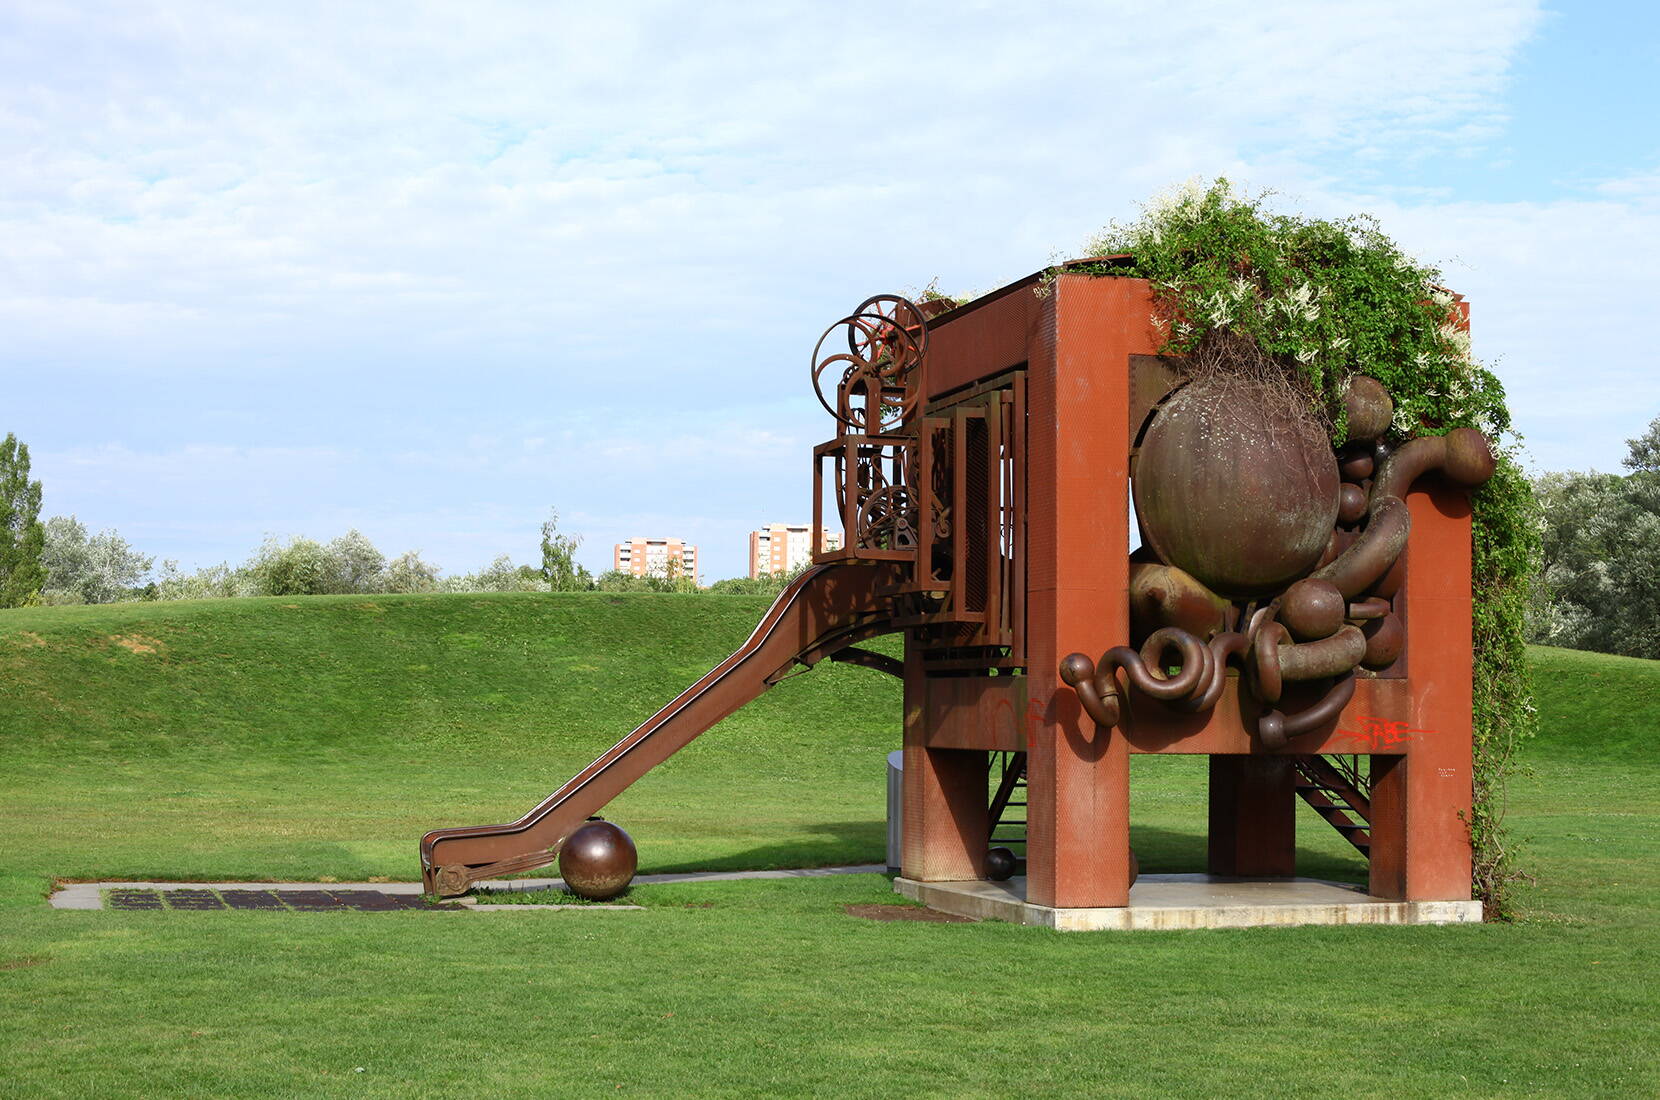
1280;578;1346;642
1344;376;1394;443
1059;652;1095;687
985;847;1018;882
1258;710;1287;749
559;819;638;901
1361;613;1406;670
1337;483;1368;525
1338;443;1375;483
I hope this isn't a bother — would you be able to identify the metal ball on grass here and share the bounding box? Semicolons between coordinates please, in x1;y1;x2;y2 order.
558;819;638;901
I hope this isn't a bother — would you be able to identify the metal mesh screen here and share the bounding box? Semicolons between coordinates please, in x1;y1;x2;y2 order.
964;416;989;613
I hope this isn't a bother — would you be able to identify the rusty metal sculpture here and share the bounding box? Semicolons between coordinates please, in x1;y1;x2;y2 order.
1063;365;1494;748
422;266;1496;919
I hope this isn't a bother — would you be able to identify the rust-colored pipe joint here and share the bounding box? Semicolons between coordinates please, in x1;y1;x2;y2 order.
1060;652;1121;728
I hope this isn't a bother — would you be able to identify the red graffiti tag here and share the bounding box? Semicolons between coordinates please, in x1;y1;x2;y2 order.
1334;715;1436;751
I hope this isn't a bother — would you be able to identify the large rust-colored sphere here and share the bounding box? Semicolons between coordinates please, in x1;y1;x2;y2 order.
559;820;638;900
1134;380;1340;598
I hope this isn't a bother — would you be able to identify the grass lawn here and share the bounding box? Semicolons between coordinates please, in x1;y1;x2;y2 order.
1;595;1655;1095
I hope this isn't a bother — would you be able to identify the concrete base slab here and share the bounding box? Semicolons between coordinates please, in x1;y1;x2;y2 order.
894;874;1483;931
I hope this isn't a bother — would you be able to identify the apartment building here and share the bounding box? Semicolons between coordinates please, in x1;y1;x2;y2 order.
748;523;841;578
613;537;699;583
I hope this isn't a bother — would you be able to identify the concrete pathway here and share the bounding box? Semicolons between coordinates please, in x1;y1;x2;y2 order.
48;864;888;910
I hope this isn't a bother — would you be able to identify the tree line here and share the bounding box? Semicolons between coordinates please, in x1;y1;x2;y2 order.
0;440;798;604
3;420;1655;658
1528;416;1660;659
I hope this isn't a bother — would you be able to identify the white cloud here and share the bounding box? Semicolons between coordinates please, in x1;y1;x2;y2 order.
20;0;1641;580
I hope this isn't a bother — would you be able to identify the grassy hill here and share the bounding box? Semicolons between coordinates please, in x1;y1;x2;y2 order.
0;596;1655;1095
0;591;1380;887
0;592;904;884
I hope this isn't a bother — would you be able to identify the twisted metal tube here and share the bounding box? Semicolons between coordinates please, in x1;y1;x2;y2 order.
1060;628;1248;729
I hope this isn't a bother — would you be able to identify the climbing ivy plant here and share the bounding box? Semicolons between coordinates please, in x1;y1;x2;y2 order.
1076;179;1539;918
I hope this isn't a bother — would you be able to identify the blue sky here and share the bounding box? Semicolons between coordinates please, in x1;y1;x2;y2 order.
4;1;1657;582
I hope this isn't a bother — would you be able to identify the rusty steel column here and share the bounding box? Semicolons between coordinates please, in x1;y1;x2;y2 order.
1369;479;1475;900
900;641;987;881
1024;276;1156;910
1207;756;1298;877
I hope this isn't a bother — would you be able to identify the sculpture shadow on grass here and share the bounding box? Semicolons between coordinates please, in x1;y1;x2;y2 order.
640;821;1369;886
642;820;885;876
1131;823;1369;885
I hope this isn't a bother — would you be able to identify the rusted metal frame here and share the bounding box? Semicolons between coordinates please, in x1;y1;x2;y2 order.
785;618;912;679
925;417;950;588
987;750;1028;839
828;646;904;679
812;431;924;562
1292;755;1373;857
921;368;1020;650
1328;753;1372;799
879;581;953;599
1010;373;1026;666
982;394;1004;642
810;437;857;563
997;392;1014;645
917;416;940;585
884;606;990;632
811;439;827;559
922;363;1027;417
842;435;858;551
1296;755;1373;819
918;653;1018;672
850;550;921;562
952;405;969;623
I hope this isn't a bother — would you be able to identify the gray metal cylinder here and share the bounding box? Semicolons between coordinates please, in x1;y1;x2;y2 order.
886;750;904;875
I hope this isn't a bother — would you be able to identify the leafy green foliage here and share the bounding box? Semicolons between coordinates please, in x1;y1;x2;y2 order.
1624;414;1660;473
1532;431;1660;659
706;564;805;596
539;508;593;591
246;535;336;596
1084;179;1511;440
1470;457;1542;914
1082;180;1539;915
385;549;439;593
40;515;155;604
0;433;45;608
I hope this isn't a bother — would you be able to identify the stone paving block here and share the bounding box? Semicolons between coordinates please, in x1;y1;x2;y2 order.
163;889;227;910
105;889;163;910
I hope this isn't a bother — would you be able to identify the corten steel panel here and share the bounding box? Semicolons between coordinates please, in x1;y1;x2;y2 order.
1023;275;1160;909
1368;481;1475;901
901;643;989;880
924;274;1047;399
1117;677;1413;754
919;675;1026;752
1207;756;1298;876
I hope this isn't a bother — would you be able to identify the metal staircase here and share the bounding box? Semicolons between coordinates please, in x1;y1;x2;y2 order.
988;751;1028;855
1293;755;1373;857
986;752;1372;869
